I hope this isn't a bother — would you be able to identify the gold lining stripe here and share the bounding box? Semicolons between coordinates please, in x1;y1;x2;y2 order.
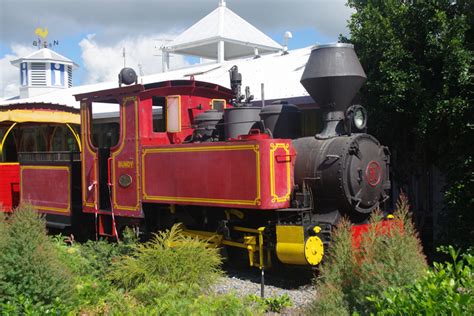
165;95;181;133
143;145;257;153
66;123;82;152
144;196;259;206
210;98;227;110
269;143;291;203
0;122;17;159
111;96;140;212
81;103;96;208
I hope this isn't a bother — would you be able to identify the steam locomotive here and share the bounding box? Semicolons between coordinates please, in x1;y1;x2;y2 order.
16;43;390;268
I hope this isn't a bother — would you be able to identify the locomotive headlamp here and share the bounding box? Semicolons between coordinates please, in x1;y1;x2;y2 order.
353;108;366;129
346;105;368;132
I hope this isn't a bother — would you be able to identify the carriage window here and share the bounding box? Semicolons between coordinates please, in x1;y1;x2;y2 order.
51;125;80;151
166;96;181;133
152;96;166;132
2;130;17;162
19;126;47;152
211;99;226;111
91;100;120;148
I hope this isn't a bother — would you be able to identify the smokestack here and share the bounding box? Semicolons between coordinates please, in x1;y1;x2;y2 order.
300;43;366;139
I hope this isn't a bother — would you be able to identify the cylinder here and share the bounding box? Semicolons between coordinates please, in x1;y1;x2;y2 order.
224;106;262;139
194;110;223;139
259;102;301;139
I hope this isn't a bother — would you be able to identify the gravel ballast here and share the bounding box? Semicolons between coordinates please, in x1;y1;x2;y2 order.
213;267;316;309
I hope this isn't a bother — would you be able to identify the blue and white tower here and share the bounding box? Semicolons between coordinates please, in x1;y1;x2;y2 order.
10;48;78;98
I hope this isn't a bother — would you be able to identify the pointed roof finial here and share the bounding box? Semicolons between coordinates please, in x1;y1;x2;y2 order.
219;0;226;7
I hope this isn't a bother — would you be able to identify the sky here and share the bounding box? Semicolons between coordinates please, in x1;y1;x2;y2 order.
0;0;354;99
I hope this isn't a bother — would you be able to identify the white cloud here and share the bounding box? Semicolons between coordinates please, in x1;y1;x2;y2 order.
0;35;189;98
0;44;36;99
0;0;353;44
79;34;189;84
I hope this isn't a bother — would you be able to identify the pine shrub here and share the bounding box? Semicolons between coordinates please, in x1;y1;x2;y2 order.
308;195;427;315
109;224;222;290
0;212;7;250
99;225;252;314
0;204;74;312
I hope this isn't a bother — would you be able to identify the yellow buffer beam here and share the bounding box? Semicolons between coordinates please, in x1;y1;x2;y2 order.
276;225;324;266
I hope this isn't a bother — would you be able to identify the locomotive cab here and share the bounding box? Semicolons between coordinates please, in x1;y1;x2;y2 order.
74;79;237;234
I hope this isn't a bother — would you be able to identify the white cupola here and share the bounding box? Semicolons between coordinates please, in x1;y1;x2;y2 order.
10;48;78;98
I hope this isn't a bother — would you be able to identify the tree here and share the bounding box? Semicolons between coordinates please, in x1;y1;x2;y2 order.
342;0;473;250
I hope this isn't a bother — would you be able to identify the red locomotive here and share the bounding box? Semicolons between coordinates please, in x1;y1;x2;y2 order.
11;44;390;268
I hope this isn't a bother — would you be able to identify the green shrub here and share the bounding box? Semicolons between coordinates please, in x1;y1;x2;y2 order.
0;204;74;313
369;246;474;315
78;279;253;315
51;228;139;312
129;281;252;315
95;225;256;315
53;227;137;277
308;195;427;315
0;212;7;250
109;224;222;291
246;293;293;313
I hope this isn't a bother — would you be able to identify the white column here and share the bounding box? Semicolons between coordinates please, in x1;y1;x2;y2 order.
162;50;170;72
217;40;225;63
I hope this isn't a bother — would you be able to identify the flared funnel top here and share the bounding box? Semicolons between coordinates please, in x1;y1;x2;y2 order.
300;43;366;111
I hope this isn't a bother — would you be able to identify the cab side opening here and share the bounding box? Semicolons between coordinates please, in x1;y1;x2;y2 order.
91;100;120;211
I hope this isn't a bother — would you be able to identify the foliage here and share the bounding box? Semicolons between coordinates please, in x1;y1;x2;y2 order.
0;204;74;313
308;196;427;315
51;227;139;311
0;212;7;250
343;0;474;249
99;281;253;316
246;293;293;313
55;228;136;277
109;224;222;291
80;225;250;315
0;211;255;314
368;246;474;315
